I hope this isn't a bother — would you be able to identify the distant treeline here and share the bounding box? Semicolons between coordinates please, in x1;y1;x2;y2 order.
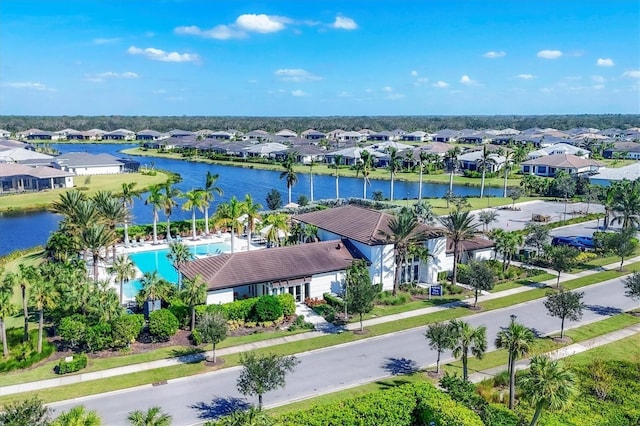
1;114;639;133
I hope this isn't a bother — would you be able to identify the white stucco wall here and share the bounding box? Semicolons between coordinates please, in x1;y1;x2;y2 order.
421;236;447;284
64;176;74;188
309;271;345;298
69;165;123;175
206;288;234;304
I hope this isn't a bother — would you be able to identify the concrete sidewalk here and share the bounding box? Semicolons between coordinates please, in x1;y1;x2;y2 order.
467;322;640;384
2;255;639;397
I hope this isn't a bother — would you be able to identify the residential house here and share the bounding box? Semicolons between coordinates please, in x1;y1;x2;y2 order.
368;131;395;142
337;131;366;143
206;131;233;141
52;152;130;175
527;143;591;160
603;142;640;160
168;129;194;138
432;129;461;143
25;130;58;141
103;129;135;140
325;146;384;166
0;129;11;139
0;147;54;164
402;131;428;142
136;130;163;140
457;150;506;172
520;154;602;177
302;129;326;140
244;142;288;158
244;130;272;143
275;129;298;138
0;163;74;193
274;146;326;164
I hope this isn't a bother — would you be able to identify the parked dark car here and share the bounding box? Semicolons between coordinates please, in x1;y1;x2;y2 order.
551;236;594;250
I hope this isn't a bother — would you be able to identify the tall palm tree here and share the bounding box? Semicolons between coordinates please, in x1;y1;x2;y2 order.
214;196;246;253
495;316;536;409
243;194;262;251
16;264;33;342
51;189;88;230
492;230;523;271
127;406;172;426
279;154;298;204
88;281;122;323
0;282;17;358
356;149;373;199
108;255;136;304
333;154;343;199
477;209;499;235
29;271;58;353
388;147;402;201
476;145;495;199
139;271;171;305
181;188;207;240
418;150;429;200
80;223;117;281
145;184;164;245
520;355;575;426
52;405;102;426
379;207;427;296
181;275;207;331
161;183;181;242
501;150;515;198
167;241;194;287
203;172;223;236
448;319;487;381
611;180;640;230
121;182;140;246
445;147;462;205
94;194;127;260
438;207;481;286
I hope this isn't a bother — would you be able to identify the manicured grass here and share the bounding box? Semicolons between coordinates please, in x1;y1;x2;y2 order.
0;172;170;213
490;273;555;293
565;333;640;366
562;261;640;290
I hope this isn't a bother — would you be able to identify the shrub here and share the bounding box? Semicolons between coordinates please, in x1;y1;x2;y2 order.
148;309;179;341
304;297;326;308
254;295;283;322
278;293;296;316
483;404;519;426
85;323;113;352
190;328;203;345
0;329;55;373
456;263;472;284
222;298;257;321
376;290;409;306
168;299;190;329
57;315;88;350
287;315;315;331
110;314;145;348
56;354;88;375
323;292;345;309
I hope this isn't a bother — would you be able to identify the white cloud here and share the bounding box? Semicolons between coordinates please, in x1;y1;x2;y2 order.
175;24;245;40
460;75;476;85
85;71;140;82
413;77;428;86
332;16;358;30
127;46;199;63
275;68;322;82
483;50;506;58
291;89;308;97
622;70;640;79
92;37;120;45
175;14;289;40
236;14;288;33
517;74;534;80
537;49;563;59
3;81;53;91
597;58;615;67
433;81;449;88
410;70;418;77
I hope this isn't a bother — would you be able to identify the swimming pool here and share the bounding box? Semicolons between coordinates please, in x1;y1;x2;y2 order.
128;242;231;284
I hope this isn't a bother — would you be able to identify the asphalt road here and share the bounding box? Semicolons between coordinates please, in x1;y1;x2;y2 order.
51;277;639;425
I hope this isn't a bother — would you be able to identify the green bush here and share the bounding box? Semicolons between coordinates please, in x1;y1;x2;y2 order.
222;298;257;321
0;328;55;373
287;315;315;331
148;309;179;341
278;293;296;316
323;292;345;309
110;314;145;348
57;314;87;350
376;290;409;306
168;299;190;329
85;323;113;352
56;354;88;375
190;328;203;345
254;295;283;322
483;404;519;426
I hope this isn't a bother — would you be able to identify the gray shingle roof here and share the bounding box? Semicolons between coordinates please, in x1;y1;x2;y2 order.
54;152;123;167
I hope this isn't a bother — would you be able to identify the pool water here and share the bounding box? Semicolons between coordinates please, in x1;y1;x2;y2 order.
128;242;231;285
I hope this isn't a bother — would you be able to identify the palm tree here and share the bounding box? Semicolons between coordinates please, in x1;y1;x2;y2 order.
127;406;172;426
161;183;181;242
181;188;207;240
501;150;515;198
139;271;171;306
438;207;481;286
216;407;275;426
52;405;102;426
94;193;127;260
51;189;88;230
492;230;523;271
145;184;164;245
333;154;343;199
418;150;429;200
181;275;207;331
477;209;499;235
214;196;246;253
495;316;536;409
80;223;117;281
380;207;427;296
203;172;223;236
243;194;262;251
88;281;122;323
167;241;194;287
121;182;140;246
476;145;495;199
388;147;402;201
520;355;574;426
261;213;289;247
444;147;462;205
425;322;451;374
29;271;58;353
108;255;136;304
611;180;640;230
356;149;373;199
448;319;487;381
279;154;298;204
0;281;17;358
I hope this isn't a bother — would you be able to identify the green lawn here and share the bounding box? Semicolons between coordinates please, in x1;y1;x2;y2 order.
490;273;555;293
0;172;170;213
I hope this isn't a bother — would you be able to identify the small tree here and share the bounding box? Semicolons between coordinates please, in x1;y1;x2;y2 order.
624;271;640;300
604;228;638;271
425;322;451;374
546;245;579;287
524;223;550;257
237;352;299;409
508;187;523;209
196;311;228;363
265;189;282;210
127;406;171;426
477;210;498;235
344;259;377;332
544;289;584;339
467;260;496;308
448;319;488;381
0;397;52;426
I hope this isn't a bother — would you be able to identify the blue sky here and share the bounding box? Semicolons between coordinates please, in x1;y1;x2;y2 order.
1;0;638;116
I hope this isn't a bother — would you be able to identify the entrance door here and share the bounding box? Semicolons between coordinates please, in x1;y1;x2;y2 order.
295;285;301;302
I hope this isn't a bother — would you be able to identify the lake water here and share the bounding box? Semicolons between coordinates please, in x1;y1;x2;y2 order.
0;143;502;256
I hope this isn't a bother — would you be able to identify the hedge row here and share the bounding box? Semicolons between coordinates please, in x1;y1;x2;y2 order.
323;292;345;309
195;294;295;323
57;314;145;352
56;354;88;375
278;382;483;426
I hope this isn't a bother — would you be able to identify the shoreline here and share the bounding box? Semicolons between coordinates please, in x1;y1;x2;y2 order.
121;147;521;189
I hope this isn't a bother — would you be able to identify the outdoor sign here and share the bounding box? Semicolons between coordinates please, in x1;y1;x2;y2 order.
429;285;442;297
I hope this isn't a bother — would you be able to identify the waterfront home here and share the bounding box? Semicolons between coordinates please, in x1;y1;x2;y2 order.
526;143;591;160
244;142;288;158
457;150;506;172
25;130;59;141
0;163;74;193
0;147;54;164
325;146;384;166
136;129;163;140
603;142;640;160
520;154;602;177
103;129;135;140
0;139;35;151
274;146;326;164
52;152;132;175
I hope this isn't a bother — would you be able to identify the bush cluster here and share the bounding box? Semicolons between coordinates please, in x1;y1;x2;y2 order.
56;354;88;375
287;315;315;331
148;309;179;341
322;292;345;309
194;293;295;327
57;314;145;352
254;295;283;322
0;329;55;373
376;290;409;306
278;382;483;426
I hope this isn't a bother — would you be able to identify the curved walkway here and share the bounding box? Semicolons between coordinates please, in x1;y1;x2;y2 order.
1;255;639;397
